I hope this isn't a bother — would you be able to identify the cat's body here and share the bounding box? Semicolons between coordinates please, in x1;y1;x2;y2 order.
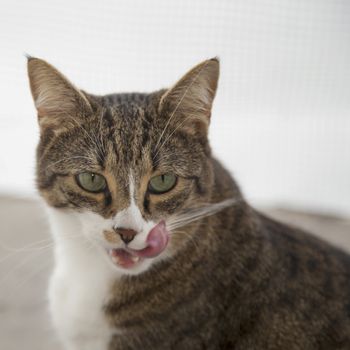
27;58;350;350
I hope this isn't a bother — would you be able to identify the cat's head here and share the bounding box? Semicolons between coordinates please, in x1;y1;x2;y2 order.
28;57;224;275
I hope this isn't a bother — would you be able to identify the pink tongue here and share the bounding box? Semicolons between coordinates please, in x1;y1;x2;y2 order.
129;220;169;258
110;221;169;268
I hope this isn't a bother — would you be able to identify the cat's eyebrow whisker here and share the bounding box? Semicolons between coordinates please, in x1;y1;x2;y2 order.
98;109;107;155
153;60;211;158
153;113;203;166
152;145;196;168
45;155;95;170
167;198;238;231
57;108;105;163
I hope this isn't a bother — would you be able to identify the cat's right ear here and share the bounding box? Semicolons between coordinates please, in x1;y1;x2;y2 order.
27;57;92;130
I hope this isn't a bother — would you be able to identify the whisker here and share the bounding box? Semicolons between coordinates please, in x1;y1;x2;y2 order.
7;239;93;301
171;229;200;250
11;258;52;293
98;109;107;155
0;233;81;253
0;247;51;287
167;198;239;231
0;233;82;264
153;112;204;167
56;107;105;162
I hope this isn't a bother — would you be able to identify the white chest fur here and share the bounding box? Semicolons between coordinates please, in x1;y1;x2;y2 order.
47;208;121;350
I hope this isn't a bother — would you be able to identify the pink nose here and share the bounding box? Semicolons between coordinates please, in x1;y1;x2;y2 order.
113;227;137;244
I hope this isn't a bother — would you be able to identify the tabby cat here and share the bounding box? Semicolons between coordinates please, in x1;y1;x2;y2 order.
27;57;350;350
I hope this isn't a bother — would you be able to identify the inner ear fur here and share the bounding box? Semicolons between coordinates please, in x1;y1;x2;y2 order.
159;58;219;135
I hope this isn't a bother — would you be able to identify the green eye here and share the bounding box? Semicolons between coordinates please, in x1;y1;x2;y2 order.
76;172;107;193
148;173;177;194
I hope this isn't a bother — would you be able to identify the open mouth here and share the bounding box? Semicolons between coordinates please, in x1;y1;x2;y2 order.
107;248;144;268
107;221;169;269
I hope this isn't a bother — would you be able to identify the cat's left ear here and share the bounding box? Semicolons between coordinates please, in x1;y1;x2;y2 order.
159;58;219;136
27;57;92;131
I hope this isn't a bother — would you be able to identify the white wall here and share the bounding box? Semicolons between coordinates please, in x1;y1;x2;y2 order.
0;0;349;215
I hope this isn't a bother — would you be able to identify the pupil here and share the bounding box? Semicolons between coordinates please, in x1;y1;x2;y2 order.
91;173;95;182
161;175;165;182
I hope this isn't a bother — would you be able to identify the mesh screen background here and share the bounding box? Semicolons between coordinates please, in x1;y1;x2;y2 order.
0;0;349;214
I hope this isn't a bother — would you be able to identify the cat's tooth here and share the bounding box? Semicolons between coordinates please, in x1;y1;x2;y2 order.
131;255;140;263
111;255;121;265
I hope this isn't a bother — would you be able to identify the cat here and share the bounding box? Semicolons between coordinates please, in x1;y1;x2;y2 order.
27;56;350;350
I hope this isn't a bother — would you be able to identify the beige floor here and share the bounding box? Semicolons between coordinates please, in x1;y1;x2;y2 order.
0;196;349;350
